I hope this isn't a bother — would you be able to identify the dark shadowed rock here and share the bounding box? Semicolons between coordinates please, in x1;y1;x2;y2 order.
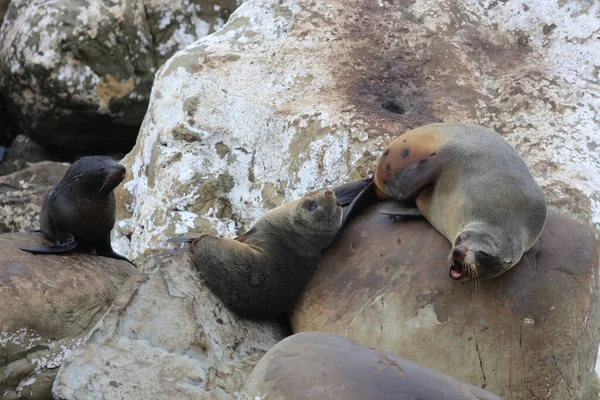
0;0;244;154
0;232;136;400
291;205;600;400
240;332;502;400
0;161;68;233
0;135;52;176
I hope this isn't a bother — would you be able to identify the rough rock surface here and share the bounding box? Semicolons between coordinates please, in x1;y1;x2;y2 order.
240;332;502;400
52;248;288;399
0;232;136;400
0;161;68;234
0;135;52;176
114;0;600;264
0;0;244;154
290;206;600;400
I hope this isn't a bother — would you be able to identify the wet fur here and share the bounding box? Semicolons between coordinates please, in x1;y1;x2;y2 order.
20;156;135;266
172;189;343;319
334;123;547;280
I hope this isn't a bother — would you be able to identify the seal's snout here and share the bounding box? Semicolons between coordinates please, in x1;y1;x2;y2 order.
108;164;126;180
449;246;472;281
325;190;334;198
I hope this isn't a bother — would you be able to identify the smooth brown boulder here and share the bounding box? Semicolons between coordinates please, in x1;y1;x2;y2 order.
291;205;600;400
0;232;136;400
240;331;502;400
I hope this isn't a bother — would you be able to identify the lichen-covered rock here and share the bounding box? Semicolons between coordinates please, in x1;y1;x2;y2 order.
0;0;243;154
0;135;52;176
114;0;600;263
240;332;502;400
52;248;288;399
0;232;136;400
0;161;68;234
290;206;600;400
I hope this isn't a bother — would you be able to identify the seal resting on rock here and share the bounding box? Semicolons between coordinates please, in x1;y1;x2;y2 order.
168;188;343;319
335;123;547;281
20;156;135;266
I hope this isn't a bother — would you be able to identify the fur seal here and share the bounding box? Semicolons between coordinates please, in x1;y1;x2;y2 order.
20;155;135;266
168;188;343;319
335;123;547;281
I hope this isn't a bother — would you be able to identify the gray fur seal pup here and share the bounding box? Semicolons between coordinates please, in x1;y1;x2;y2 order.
20;155;135;266
168;188;343;319
335;123;547;281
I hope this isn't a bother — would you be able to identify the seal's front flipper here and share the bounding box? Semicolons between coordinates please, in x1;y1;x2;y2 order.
167;236;199;244
385;152;449;201
98;250;137;267
333;178;373;206
96;235;137;267
20;241;77;254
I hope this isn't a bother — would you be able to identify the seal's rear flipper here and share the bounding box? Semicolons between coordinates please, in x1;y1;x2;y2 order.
167;236;197;244
341;182;381;228
379;205;423;218
20;242;77;254
333;178;373;206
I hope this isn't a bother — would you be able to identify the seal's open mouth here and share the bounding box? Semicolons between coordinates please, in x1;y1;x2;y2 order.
450;262;467;280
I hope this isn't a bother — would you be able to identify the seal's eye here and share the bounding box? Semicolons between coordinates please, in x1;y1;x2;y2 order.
477;251;490;259
304;201;318;211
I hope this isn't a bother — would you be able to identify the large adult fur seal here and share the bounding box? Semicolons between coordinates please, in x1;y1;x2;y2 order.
20;155;135;266
335;123;547;281
168;188;343;319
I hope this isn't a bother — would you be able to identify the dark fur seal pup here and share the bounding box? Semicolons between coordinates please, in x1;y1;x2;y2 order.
168;188;343;319
335;123;547;281
20;156;135;266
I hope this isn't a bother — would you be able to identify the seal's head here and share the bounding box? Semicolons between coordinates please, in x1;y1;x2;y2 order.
448;223;523;281
62;156;126;196
293;188;343;250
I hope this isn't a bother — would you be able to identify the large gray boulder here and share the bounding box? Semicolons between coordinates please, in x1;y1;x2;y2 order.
112;0;600;263
0;233;136;400
240;332;502;400
290;206;600;400
0;0;243;153
52;249;288;399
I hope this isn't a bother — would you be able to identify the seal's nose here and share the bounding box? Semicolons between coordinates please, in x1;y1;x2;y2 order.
325;190;334;198
452;246;467;263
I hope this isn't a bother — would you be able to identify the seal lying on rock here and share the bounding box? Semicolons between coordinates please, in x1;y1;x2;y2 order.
168;188;343;319
20;156;135;266
335;123;547;281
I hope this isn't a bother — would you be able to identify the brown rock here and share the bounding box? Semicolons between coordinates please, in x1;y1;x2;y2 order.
0;161;69;234
0;232;136;400
291;205;600;400
240;331;502;400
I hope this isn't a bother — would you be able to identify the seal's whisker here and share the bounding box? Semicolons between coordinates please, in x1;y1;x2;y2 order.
95;175;110;197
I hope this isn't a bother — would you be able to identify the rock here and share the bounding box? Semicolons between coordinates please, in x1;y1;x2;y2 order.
0;161;69;234
0;232;136;400
240;332;502;400
290;205;600;400
0;135;53;176
114;0;600;264
52;248;288;399
0;0;244;154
